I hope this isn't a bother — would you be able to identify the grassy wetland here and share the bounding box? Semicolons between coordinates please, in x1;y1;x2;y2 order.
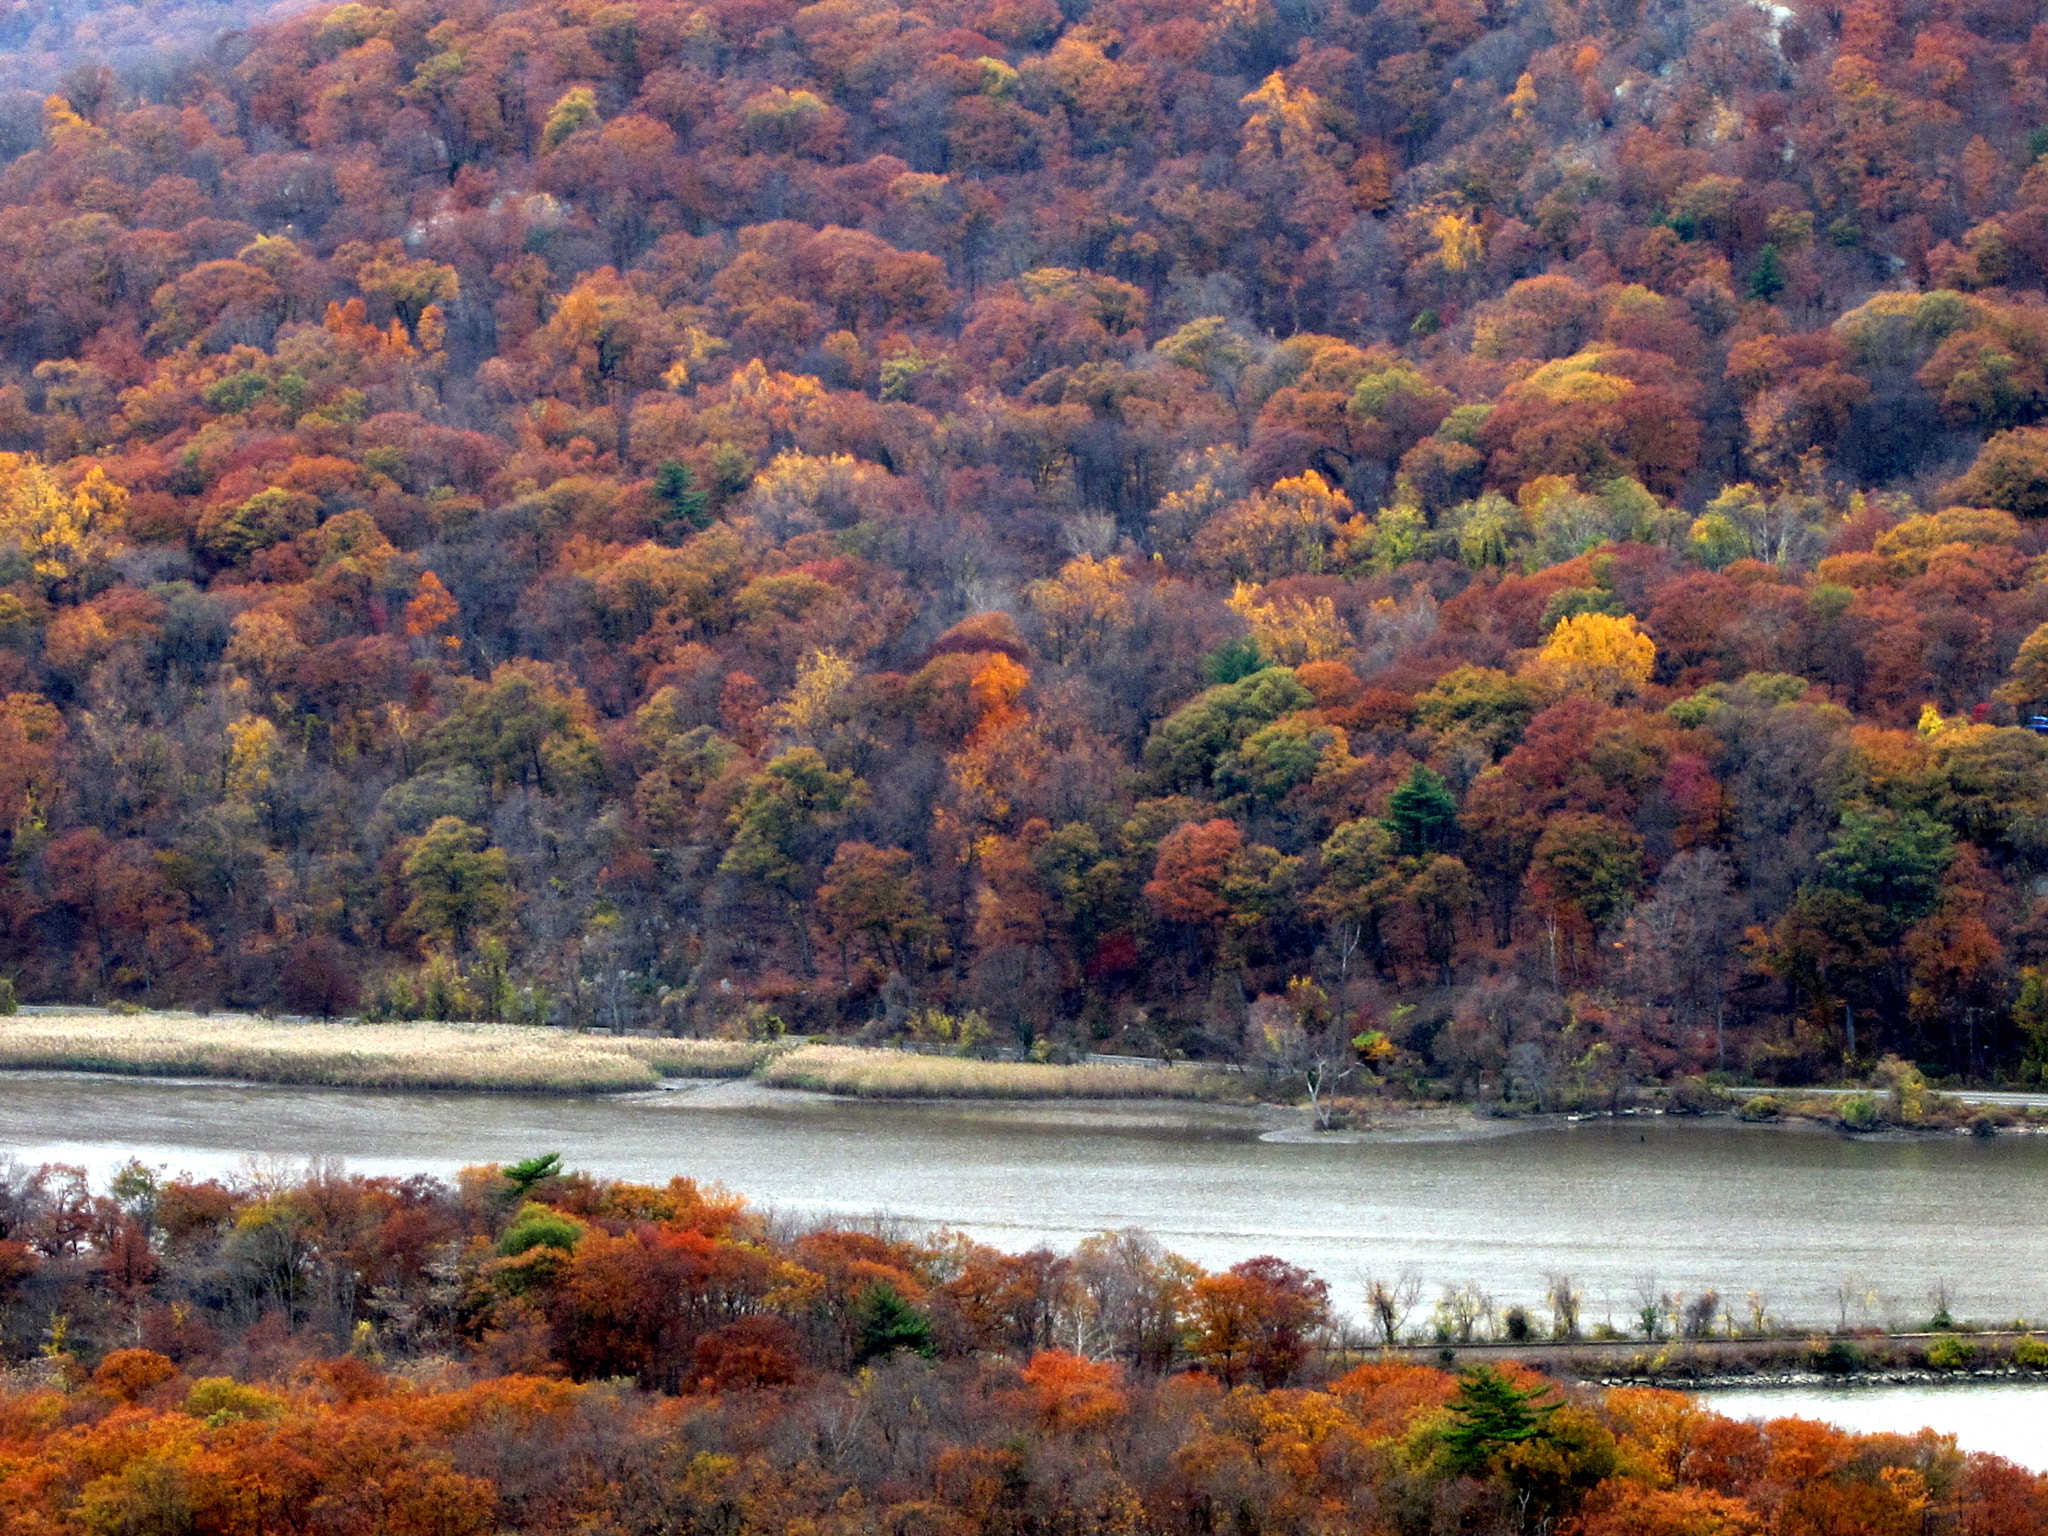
757;1043;1238;1100
0;1011;1237;1099
0;1011;780;1093
6;1012;2044;1128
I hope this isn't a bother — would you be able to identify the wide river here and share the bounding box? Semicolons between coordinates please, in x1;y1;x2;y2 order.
15;1069;2048;1332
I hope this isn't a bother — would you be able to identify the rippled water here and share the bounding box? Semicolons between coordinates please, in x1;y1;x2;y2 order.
1698;1382;2048;1470
16;1069;2048;1332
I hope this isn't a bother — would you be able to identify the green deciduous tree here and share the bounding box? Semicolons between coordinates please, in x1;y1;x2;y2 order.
429;661;604;796
722;748;867;974
1529;813;1644;931
1817;806;1954;927
1948;424;2048;517
354;248;459;344
1215;715;1344;807
1311;817;1400;976
1404;854;1473;984
1757;884;1893;1055
1413;667;1538;761
1997;622;2048;715
401;816;511;954
542;86;600;150
1143;668;1313;794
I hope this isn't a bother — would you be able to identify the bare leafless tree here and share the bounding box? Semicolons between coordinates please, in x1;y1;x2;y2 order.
1544;1273;1583;1340
1252;981;1361;1130
1365;1271;1421;1346
1681;1289;1720;1340
1620;848;1739;1069
1435;1282;1491;1344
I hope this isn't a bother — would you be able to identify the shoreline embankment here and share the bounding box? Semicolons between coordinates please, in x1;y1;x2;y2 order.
1387;1331;2048;1389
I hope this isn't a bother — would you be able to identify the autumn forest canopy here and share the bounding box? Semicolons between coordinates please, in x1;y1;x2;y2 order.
2;0;2048;1091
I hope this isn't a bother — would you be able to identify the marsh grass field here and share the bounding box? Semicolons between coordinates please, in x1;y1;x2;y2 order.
0;1011;1236;1100
0;1010;781;1092
759;1043;1240;1100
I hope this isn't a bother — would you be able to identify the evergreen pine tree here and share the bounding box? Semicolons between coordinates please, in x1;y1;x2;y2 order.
1746;242;1786;300
855;1284;935;1364
652;460;711;541
1204;636;1267;685
1442;1366;1559;1474
1386;765;1459;858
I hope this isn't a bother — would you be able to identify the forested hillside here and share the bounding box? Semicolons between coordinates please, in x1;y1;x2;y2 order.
0;0;2047;1090
0;0;311;101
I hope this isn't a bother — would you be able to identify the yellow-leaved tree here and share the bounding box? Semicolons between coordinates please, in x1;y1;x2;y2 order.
1525;612;1655;702
1025;554;1132;665
1996;620;2048;716
766;648;857;747
0;456;127;591
224;715;285;811
1191;470;1355;582
1226;582;1353;664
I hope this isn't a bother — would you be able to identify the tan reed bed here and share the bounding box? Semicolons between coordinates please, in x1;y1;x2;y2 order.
0;1011;1227;1100
0;1012;781;1093
757;1043;1242;1100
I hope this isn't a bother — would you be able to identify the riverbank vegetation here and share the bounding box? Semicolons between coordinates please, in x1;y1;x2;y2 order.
1727;1056;2017;1135
758;1041;1239;1099
1560;1329;2048;1386
8;1007;2043;1125
0;1010;777;1090
4;0;2048;1120
1402;1285;2048;1380
3;1157;2044;1536
0;1009;1245;1096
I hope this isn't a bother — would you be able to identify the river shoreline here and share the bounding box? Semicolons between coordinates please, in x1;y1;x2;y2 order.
1391;1331;2048;1387
10;1070;2048;1336
1676;1367;2048;1389
2;1008;2044;1143
0;1056;1970;1148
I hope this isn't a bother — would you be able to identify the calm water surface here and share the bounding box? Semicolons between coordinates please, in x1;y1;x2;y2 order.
17;1070;2048;1332
1698;1383;2048;1471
